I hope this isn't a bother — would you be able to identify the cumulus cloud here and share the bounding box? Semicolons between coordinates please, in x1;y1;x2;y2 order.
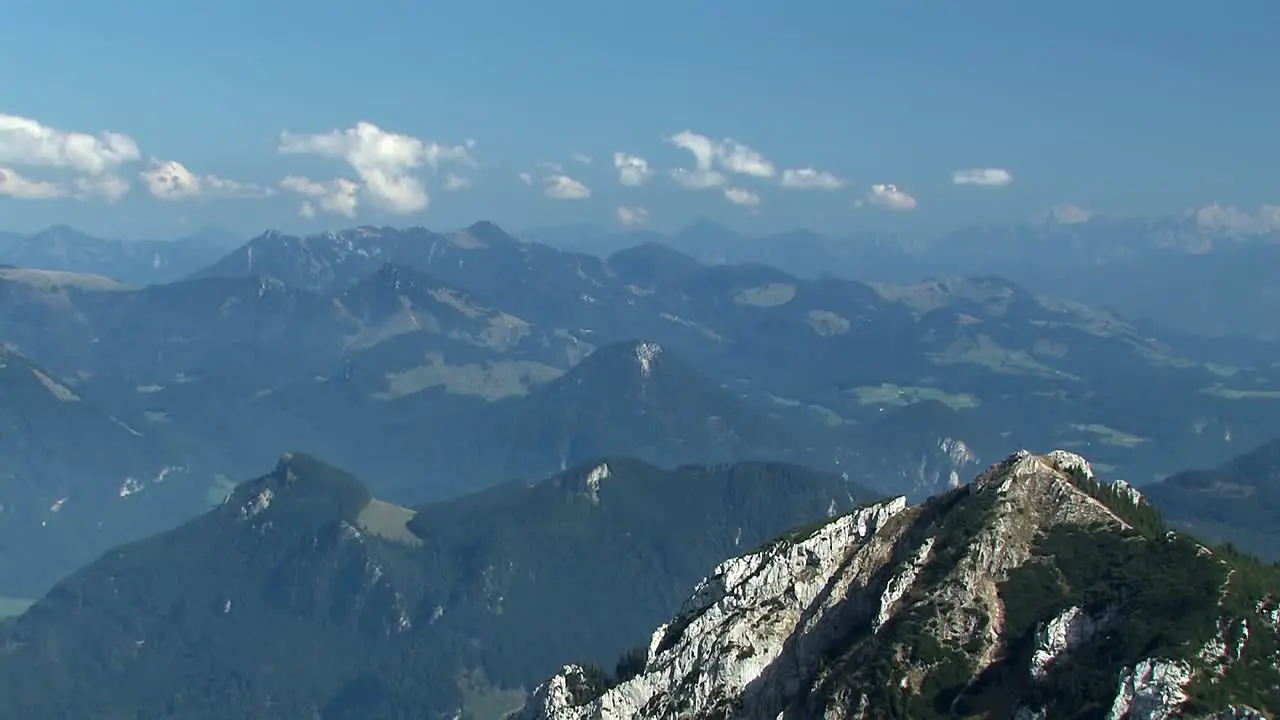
0;167;64;199
613;152;652;187
140;158;269;201
866;183;917;210
543;174;591;200
617;205;650;227
666;130;775;189
279;175;359;218
442;173;471;191
571;152;592;166
724;187;761;207
780;168;844;190
0;113;140;202
670;167;727;189
952;167;1014;187
278;121;475;215
1193;203;1280;233
715;139;775;178
517;172;533;185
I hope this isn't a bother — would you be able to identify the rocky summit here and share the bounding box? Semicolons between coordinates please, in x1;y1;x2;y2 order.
518;450;1280;720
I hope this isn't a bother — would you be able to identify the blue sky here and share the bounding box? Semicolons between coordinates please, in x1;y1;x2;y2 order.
2;0;1278;239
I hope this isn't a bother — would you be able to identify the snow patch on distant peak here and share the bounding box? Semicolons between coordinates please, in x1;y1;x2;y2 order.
634;342;662;377
584;463;611;504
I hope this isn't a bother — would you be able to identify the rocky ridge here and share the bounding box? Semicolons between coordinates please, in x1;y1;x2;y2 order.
518;450;1280;720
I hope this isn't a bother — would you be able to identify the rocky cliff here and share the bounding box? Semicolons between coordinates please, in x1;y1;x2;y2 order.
517;450;1280;720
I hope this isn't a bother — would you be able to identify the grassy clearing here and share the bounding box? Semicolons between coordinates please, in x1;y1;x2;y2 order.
1063;423;1147;448
851;382;980;410
732;283;796;307
929;334;1073;379
0;598;33;619
456;669;526;720
356;498;422;546
376;354;562;401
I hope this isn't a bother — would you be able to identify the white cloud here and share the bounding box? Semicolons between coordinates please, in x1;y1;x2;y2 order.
617;205;650;227
866;183;917;210
0;113;140;202
517;172;533;185
670;167;726;189
780;168;844;190
279;175;359;218
543;174;591;200
613;152;652;187
278;121;475;215
666;130;775;190
667;130;726;188
1193;203;1280;233
0;113;140;175
724;187;761;207
0;167;64;199
73;174;131;203
442;173;471;191
140;158;268;201
715;139;775;178
571;152;592;166
952;167;1014;187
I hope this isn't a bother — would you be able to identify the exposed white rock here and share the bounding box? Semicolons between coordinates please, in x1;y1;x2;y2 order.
238;487;274;520
1045;448;1094;480
873;535;935;633
634;342;662;377
1105;658;1193;720
1112;478;1144;506
1031;605;1113;679
519;450;1280;720
517;496;909;720
584;463;610;505
118;477;143;498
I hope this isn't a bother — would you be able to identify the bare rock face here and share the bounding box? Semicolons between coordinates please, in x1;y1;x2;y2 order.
517;450;1280;720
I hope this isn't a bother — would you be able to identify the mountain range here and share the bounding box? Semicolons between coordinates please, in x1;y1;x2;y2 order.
0;225;240;285
528;214;1280;340
0;453;876;719
4;448;1277;718
1145;437;1280;561
4;219;1280;598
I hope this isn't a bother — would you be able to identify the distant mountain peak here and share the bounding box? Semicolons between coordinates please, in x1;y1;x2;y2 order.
222;452;372;526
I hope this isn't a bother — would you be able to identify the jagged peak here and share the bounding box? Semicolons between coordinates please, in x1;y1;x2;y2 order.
255;228;290;242
521;449;1277;720
223;452;371;526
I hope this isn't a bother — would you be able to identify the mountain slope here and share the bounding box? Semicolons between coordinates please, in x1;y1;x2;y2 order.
0;453;876;719
0;348;224;596
520;450;1280;720
268;339;822;502
466;339;808;479
1145;437;1280;561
